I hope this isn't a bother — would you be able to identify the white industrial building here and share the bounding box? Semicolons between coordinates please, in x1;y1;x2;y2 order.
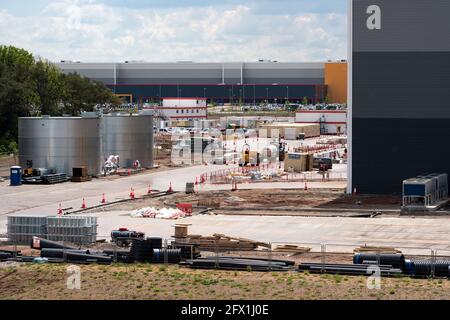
156;98;207;120
295;110;347;135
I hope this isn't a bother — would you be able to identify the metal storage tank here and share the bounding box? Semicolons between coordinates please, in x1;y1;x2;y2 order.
101;114;154;168
19;117;102;176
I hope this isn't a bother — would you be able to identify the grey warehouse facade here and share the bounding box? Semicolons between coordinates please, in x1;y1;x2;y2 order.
349;0;450;194
55;61;330;104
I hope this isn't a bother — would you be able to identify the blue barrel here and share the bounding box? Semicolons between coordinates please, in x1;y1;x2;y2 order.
10;166;22;186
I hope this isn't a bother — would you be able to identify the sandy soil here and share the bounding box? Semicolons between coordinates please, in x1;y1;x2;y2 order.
86;189;402;213
0;263;448;300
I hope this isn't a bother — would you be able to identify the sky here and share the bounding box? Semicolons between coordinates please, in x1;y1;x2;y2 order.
0;0;347;63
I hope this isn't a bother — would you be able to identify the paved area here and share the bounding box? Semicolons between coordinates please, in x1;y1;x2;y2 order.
0;163;346;229
83;211;450;255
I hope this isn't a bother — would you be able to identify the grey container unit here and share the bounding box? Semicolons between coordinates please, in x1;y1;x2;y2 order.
46;216;97;245
101;114;154;168
421;173;448;201
19;117;103;177
7;216;48;244
402;177;437;207
7;216;97;245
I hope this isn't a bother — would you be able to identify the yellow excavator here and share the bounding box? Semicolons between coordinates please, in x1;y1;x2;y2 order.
238;142;260;167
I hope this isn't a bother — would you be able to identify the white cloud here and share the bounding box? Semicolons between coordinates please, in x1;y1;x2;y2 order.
0;0;347;62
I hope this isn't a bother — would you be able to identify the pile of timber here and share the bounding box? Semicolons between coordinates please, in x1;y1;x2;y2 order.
184;233;270;251
273;244;311;255
353;245;402;254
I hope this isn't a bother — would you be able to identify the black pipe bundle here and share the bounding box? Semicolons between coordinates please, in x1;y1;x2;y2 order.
182;257;293;272
298;263;403;276
31;237;78;250
353;253;405;269
412;260;450;278
130;238;162;262
152;249;182;263
40;248;112;264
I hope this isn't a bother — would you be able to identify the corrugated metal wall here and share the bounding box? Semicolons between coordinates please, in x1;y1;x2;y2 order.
55;62;326;103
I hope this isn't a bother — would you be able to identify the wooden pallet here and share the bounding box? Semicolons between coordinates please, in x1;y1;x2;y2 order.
273;244;311;255
353;246;402;254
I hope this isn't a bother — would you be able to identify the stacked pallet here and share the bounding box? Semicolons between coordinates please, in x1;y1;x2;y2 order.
353;246;402;254
273;244;311;255
184;233;270;251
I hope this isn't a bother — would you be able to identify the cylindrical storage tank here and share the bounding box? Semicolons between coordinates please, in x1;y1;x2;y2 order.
19;117;102;176
9;166;22;186
101;114;154;168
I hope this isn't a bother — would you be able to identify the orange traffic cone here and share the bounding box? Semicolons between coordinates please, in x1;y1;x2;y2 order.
130;188;135;200
101;193;106;204
167;182;174;193
58;203;63;215
147;185;152;195
81;198;87;209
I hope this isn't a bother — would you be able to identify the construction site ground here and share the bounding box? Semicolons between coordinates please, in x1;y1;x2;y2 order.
91;189;403;212
0;262;448;300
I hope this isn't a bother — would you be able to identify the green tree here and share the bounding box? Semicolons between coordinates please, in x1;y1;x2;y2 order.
0;46;39;149
33;59;66;116
0;45;121;152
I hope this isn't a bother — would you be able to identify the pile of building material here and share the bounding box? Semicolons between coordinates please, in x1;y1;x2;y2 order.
353;245;402;254
181;256;294;272
298;263;403;276
173;224;270;251
273;244;312;255
7;216;97;245
71;166;92;182
298;252;450;278
130;207;188;219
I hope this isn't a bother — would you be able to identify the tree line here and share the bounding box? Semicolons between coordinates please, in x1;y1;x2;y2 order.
0;45;120;154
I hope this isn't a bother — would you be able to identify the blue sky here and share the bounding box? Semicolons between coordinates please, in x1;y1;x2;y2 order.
0;0;347;62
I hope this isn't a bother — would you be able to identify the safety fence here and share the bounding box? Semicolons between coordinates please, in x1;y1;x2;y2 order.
4;236;449;279
200;163;346;185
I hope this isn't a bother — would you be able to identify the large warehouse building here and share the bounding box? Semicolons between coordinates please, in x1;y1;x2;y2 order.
55;61;347;105
349;0;450;194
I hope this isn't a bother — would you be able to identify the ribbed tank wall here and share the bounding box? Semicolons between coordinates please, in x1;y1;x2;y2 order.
19;118;102;176
101;115;154;168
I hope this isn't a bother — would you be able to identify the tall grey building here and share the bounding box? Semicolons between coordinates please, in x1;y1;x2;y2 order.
349;0;450;194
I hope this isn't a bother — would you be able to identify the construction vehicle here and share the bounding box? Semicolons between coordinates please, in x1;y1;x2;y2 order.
111;228;145;247
238;142;260;167
313;157;333;171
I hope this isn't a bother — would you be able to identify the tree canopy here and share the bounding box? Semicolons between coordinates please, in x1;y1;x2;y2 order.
0;45;120;154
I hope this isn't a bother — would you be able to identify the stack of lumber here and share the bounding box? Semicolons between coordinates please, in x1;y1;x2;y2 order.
273;244;311;255
353;245;402;254
184;233;270;251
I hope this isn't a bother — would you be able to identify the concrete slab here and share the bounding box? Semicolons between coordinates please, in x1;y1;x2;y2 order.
72;210;450;255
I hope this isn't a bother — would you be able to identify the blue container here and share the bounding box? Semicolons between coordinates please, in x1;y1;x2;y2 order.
10;166;22;186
